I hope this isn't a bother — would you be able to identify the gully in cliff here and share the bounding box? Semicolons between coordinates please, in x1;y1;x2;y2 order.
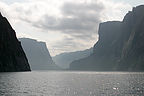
0;12;31;72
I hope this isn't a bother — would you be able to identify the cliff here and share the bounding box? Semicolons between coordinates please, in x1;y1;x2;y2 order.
70;21;122;71
70;5;144;71
0;13;31;72
19;38;60;70
117;5;144;71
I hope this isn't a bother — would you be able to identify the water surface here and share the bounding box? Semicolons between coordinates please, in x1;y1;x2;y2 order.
0;71;144;96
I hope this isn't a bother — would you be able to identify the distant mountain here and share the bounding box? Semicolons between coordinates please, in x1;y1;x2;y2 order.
70;5;144;71
53;48;93;69
0;13;31;72
19;38;59;70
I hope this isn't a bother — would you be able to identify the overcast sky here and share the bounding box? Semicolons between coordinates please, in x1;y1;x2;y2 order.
0;0;144;56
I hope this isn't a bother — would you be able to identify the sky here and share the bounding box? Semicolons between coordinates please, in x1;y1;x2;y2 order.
0;0;144;56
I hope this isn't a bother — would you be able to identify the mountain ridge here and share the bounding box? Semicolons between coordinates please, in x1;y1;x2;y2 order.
53;48;93;69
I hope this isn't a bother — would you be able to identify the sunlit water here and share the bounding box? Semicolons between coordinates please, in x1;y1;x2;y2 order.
0;71;144;96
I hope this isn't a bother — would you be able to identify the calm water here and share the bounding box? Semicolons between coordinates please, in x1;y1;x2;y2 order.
0;71;144;96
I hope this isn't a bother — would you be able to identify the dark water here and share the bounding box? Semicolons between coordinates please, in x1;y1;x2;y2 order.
0;71;144;96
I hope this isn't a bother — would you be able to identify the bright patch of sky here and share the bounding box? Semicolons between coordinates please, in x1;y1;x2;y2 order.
0;0;26;4
112;0;144;6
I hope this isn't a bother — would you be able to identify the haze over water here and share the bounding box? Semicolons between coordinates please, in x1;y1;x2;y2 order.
0;71;144;96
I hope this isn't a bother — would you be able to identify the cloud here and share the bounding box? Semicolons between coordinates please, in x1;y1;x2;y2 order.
51;36;95;55
0;0;132;56
31;1;105;50
37;2;103;30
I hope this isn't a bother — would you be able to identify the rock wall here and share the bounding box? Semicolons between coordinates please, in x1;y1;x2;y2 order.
70;5;144;71
0;13;31;72
19;38;60;70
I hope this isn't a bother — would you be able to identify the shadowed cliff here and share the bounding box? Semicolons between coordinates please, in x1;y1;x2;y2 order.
70;5;144;71
117;5;144;71
70;21;122;71
0;13;31;72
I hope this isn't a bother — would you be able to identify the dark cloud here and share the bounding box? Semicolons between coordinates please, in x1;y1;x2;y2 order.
61;2;104;18
32;2;105;41
33;15;58;29
35;2;104;30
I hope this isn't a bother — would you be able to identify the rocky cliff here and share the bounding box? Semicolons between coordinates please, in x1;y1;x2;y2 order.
70;21;122;71
117;5;144;71
0;13;31;72
19;38;60;70
70;5;144;71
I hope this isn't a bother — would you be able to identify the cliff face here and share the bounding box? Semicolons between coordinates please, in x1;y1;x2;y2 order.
70;21;122;70
19;38;60;70
117;5;144;71
70;5;144;71
0;13;31;72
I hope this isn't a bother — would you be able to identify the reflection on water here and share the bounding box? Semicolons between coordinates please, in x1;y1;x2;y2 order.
0;71;144;96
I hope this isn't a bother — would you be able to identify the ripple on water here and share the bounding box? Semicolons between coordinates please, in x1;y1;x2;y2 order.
0;71;144;96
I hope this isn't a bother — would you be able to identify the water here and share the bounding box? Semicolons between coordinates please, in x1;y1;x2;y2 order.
0;71;144;96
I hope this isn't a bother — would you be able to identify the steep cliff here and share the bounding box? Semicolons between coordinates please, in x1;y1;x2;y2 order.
19;38;60;70
70;21;122;70
117;5;144;71
70;5;144;71
0;13;31;72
